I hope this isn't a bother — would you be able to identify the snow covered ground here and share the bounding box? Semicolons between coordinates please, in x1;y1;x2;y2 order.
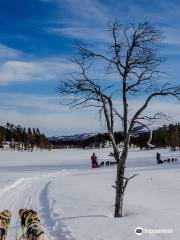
0;148;180;240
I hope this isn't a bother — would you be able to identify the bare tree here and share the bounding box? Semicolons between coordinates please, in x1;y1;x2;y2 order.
59;22;180;218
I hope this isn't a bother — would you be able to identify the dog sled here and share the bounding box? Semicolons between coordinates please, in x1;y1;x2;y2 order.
156;152;178;165
91;160;117;168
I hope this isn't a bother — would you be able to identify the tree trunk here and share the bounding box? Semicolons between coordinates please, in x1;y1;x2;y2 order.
114;165;125;217
114;138;129;217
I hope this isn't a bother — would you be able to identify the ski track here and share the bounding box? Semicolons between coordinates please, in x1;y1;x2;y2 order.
0;172;75;240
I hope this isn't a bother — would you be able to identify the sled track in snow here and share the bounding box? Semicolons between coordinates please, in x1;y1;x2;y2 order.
39;181;75;240
0;174;75;240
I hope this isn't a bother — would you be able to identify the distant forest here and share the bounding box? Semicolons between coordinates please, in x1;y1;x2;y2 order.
134;124;180;150
0;122;179;151
50;124;180;150
0;122;51;150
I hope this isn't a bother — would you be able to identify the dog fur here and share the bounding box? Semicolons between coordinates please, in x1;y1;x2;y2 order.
0;209;11;240
19;209;46;240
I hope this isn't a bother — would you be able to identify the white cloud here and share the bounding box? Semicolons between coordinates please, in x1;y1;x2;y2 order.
51;27;111;42
49;0;113;43
0;58;76;85
58;0;109;26
0;93;61;113
0;42;77;85
0;44;21;60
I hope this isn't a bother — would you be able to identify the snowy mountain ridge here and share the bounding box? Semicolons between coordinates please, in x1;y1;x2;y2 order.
48;133;98;142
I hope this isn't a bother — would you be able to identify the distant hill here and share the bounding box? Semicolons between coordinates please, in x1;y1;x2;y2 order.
48;133;98;142
49;126;153;143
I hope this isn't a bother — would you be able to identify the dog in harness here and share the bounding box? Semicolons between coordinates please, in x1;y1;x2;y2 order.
19;209;46;240
0;209;11;240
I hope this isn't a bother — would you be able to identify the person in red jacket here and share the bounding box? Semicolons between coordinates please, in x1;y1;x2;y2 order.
91;153;98;168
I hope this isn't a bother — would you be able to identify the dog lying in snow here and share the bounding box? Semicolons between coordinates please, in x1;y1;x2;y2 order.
0;209;11;240
19;209;46;240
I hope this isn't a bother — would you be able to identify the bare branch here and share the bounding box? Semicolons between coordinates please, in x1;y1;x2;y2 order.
114;174;139;194
137;112;170;122
133;120;153;147
129;85;180;133
122;174;139;196
113;107;124;122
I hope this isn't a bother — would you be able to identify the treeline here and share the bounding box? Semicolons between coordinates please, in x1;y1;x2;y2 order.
51;133;121;149
0;122;51;150
50;123;180;150
151;124;180;149
131;124;180;150
50;132;124;149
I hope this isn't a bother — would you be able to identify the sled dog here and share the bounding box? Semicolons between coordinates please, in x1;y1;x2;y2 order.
19;209;46;240
0;209;11;240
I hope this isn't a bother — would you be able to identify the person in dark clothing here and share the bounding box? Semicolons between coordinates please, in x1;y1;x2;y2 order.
91;153;98;168
156;152;163;164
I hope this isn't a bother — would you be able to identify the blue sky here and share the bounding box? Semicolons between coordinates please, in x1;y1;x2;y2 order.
0;0;180;135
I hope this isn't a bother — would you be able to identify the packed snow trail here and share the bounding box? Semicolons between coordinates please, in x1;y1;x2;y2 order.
0;172;75;240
